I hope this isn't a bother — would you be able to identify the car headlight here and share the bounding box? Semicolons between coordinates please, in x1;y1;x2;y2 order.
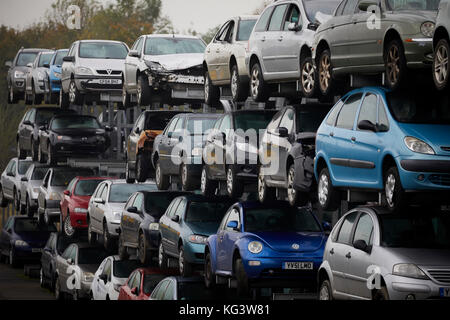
393;264;428;280
83;272;95;282
145;60;165;72
57;135;71;141
15;240;29;247
113;212;122;221
75;66;93;75
33;188;40;194
188;235;208;244
14;71;26;78
248;241;263;254
149;223;159;231
421;21;435;37
49;192;62;201
38;73;45;81
74;208;88;213
192;148;203;157
404;136;435;155
53;71;61;79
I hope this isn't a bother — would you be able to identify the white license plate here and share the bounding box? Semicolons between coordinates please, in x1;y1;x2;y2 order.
283;262;313;270
440;288;450;297
32;248;42;253
96;79;121;85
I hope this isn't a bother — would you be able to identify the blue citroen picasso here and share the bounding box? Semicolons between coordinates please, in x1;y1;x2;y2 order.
314;87;450;212
204;201;329;296
48;49;68;103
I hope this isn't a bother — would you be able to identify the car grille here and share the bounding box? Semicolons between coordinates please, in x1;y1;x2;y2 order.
97;70;122;75
427;269;450;284
429;175;450;186
441;147;450;152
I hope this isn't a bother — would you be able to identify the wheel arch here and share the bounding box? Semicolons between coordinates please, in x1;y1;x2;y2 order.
434;26;450;48
383;28;403;53
315;40;330;64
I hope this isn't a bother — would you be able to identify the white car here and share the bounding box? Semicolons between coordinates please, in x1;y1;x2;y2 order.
90;255;142;300
24;51;55;105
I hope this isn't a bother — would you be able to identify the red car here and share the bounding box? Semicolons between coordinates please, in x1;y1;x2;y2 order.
118;268;177;300
60;177;113;238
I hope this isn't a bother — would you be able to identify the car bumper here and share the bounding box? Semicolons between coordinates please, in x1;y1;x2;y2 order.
50;78;62;92
146;71;205;101
183;242;206;264
14;246;43;262
74;75;123;93
402;36;434;68
52;141;109;157
397;156;450;191
45;200;61;218
107;220;121;237
70;211;88;229
12;78;26;92
79;280;93;299
385;274;450;300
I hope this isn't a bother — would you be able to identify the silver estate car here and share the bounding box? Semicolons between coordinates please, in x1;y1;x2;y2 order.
204;15;258;103
318;206;450;300
24;51;55;105
19;164;50;217
246;0;341;102
433;0;450;91
0;157;33;212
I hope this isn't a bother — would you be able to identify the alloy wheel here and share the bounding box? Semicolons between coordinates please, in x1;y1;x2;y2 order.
301;61;315;94
204;75;210;102
318;173;329;207
69;82;76;104
319;54;331;92
434;42;449;86
386;45;400;85
251;68;259;98
231;69;238;98
226;168;234;195
287;167;297;204
385;173;396;208
319;285;330;300
64;214;75;237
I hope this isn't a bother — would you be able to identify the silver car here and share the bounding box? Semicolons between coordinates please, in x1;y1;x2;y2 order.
246;0;341;102
19;164;50;217
24;51;55;105
0;157;33;212
60;40;129;108
87;180;157;251
318;206;450;300
204;16;258;103
433;0;450;91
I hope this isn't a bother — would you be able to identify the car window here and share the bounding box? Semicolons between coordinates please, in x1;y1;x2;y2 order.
224;21;235;42
9;161;17;176
237;19;257;41
215;22;230;42
134;114;145;133
109;183;157;203
31;167;48;180
42;171;50;188
53;50;68;65
185;201;231;223
143;274;168;295
18;160;32;175
283;4;301;30
255;6;274;32
38;53;54;67
127;271;137;287
378;102;390;131
386;0;440;11
14;218;56;232
279;108;295;134
101;185;109;202
62;245;74;260
68;43;76;56
166;118;179;135
134;272;141;295
226;209;240;231
174;117;184;132
166;198;180;218
267;110;284;132
163;281;175;300
67;179;77;193
357;93;378;129
51;170;92;187
79;42;128;59
113;260;141;278
268;4;289;31
133;193;144;211
16;52;38;66
93;183;105;199
353;213;374;246
335;0;348;15
174;198;187;218
144;37;205;55
151;280;169;300
135;38;144;53
234;112;276;132
51;116;101;130
336;211;358;244
219;115;232;132
23;110;31;123
296;105;332;133
74;179;104;196
336;93;363;130
102;259;112;279
342;0;359;15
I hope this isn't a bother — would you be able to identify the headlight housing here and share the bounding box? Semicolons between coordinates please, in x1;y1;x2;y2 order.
53;71;61;79
145;60;165;72
37;73;45;81
49;192;62;201
83;272;95;282
420;21;435;37
404;136;435;155
113;211;122;221
14;71;26;79
393;264;428;279
248;241;263;254
15;240;29;247
149;223;159;231
188;235;208;244
74;208;88;213
75;66;93;75
57;135;71;141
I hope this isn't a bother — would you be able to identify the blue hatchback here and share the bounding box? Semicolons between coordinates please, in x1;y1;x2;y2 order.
204;201;329;296
315;87;450;212
48;49;68;101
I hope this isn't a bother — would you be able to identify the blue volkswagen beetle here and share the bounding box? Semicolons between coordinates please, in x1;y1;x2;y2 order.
48;49;68;103
204;201;329;296
314;87;450;212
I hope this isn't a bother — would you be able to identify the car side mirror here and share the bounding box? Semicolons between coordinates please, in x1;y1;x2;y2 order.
129;50;140;58
104;125;113;132
43;63;50;68
322;221;332;232
353;239;372;254
171;215;180;223
288;22;302;32
63;56;75;62
39;125;47;131
99;274;108;283
67;258;74;265
5;61;12;68
7;172;14;177
23;120;32;126
131;287;138;295
276;127;289;138
21;177;28;182
94;198;104;204
358;0;378;12
127;206;138;214
358;120;378;132
227;220;239;231
134;127;141;134
27;63;33;68
6;228;12;234
63;190;70;196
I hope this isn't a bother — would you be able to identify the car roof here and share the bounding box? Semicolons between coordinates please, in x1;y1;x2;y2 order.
20;48;50;53
140;190;189;196
184;113;221;119
238;200;300;210
178;194;234;203
78;39;125;44
342;86;390;99
73;176;114;181
143;110;190;115
144;34;202;40
52;114;96;119
171;276;204;283
226;109;278;115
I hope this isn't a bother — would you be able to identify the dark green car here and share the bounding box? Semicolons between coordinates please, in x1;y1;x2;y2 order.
313;0;439;95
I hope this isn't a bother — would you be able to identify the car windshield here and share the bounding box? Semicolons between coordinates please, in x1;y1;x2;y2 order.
178;282;218;300
16;52;38;66
144;193;181;217
31;167;49;180
244;207;321;233
36;109;61;125
379;213;450;249
187;118;217;135
386;0;441;11
386;91;450;124
18;161;32;175
237;19;257;41
74;180;105;196
14;218;57;233
113;260;142;278
51;170;93;187
78;248;107;264
185;201;231;223
143;274;168;295
53;50;68;66
304;0;341;22
56;236;74;255
234;112;276;133
51;116;101;130
144;37;206;55
109;183;157;203
145;113;180;130
38;53;54;67
296;106;332;133
79;42;128;59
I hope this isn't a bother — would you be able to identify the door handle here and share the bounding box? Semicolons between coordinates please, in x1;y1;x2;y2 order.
345;252;352;259
351;137;356;142
330;248;334;255
278;36;283;41
329;132;334;137
261;37;266;42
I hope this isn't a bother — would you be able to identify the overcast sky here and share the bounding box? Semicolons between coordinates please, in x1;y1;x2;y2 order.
0;0;266;34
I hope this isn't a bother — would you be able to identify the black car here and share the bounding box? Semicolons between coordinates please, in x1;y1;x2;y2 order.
258;103;332;206
149;276;219;300
37;114;112;165
40;232;76;290
0;216;56;267
118;190;189;265
17;107;76;161
126;110;187;183
201;109;277;198
152;113;220;191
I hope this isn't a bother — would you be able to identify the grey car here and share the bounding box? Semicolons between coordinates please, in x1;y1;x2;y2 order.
19;164;50;217
433;0;450;91
60;40;129;108
246;0;341;102
0;157;33;212
313;0;439;96
318;206;450;300
203;16;258;103
24;51;55;105
5;48;49;104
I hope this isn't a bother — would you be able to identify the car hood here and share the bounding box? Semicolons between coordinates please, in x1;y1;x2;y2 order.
144;53;203;71
387;248;450;267
388;10;438;23
107;202;126;213
15;232;51;247
77;58;125;71
51;128;106;137
70;195;91;207
250;232;327;253
12;66;30;74
397;123;450;156
185;221;220;237
30;180;43;189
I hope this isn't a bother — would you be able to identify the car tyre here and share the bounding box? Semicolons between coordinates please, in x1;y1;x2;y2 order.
118;233;129;260
31;139;39;161
235;258;249;297
200;166;217;198
384;166;406;213
47;144;56;166
17;140;26;160
384;39;407;91
59;88;70;109
158;242;168;269
68;79;83;105
55;275;64;300
136;153;149;183
300;56;317;98
433;38;449;91
63;212;76;238
0;185;7;208
318;49;334;97
319;279;333;300
138;233;151;265
155;160;170;190
204;71;220;106
87;220;97;245
317;167;340;211
32;82;43;105
373;286;390;300
258;169;276;203
230;64;248;102
179;246;193;277
287;164;308;207
26;195;33;217
13;190;20;213
180;164;197;191
137;75;151;107
9;248;19;268
103;221;114;252
122;86;134;109
226;166;243;199
37;142;46;163
250;62;269;103
204;252;216;289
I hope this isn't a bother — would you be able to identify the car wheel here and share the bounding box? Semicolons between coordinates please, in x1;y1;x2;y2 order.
122;86;134;108
204;71;220;106
0;186;7;208
9;248;19;268
18;193;26;215
40;268;45;288
250;62;269;103
158;242;168;269
59;88;70;109
55;276;63;300
63;212;76;238
47;144;56;166
103;221;114;252
200;166;217;198
137;75;151;106
118;233;129;260
138;233;151;265
226;167;243;199
87;220;97;245
38;143;45;163
317;167;340;211
230;65;248;102
384;166;406;213
204;252;216;289
13;190;20;213
31;139;38;161
235;258;249;297
136;154;149;183
287;164;308;207
258;169;276;203
384;39;407;90
155;160;170;190
125;161;135;184
26;195;33;217
433;38;449;91
32;83;43;105
180;164;196;191
319;280;333;300
17;139;26;160
318;49;334;97
373;286;390;300
9;85;18;104
25;89;33;105
300;56;317;98
68;79;83;105
179;246;193;277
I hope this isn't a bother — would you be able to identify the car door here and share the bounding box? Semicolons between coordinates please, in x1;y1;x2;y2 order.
121;194;136;244
2;159;16;198
18;110;31;150
58;244;74;293
95;184;110;231
159;198;180;254
128;114;145;164
273;108;295;181
89;183;105;232
218;20;235;82
207;22;231;82
125;37;144;91
215;115;232;178
260;110;284;178
38;170;51;212
123;271;137;300
166;116;185;175
158;117;179;172
217;207;241;272
166;198;187;257
42;233;55;279
97;258;111;300
129;193;144;245
61;43;76;92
